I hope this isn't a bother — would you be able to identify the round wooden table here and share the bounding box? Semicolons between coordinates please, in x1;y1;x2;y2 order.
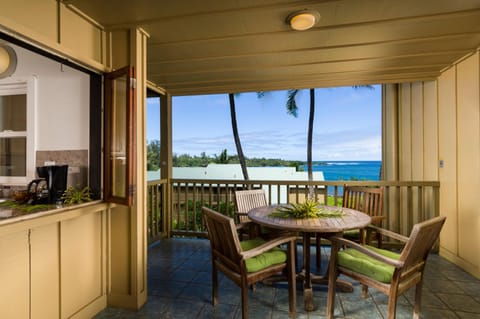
248;204;371;311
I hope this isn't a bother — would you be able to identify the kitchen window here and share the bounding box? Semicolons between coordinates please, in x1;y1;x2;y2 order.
0;76;36;184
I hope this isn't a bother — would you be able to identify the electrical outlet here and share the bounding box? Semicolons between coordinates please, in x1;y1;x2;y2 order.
44;161;56;166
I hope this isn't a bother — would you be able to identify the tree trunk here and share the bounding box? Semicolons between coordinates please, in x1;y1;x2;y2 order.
307;88;315;199
229;93;250;182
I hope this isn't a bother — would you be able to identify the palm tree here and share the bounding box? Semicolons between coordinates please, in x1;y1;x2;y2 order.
286;88;315;198
286;86;373;199
228;92;267;182
228;93;249;181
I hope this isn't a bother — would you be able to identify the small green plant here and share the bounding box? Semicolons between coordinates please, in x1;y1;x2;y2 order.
271;199;344;219
61;185;93;205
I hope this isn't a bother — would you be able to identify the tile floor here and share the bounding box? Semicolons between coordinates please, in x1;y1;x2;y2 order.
94;238;480;319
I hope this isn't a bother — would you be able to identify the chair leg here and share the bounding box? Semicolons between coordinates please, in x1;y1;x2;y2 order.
361;284;369;298
287;241;297;318
241;279;249;319
326;242;339;319
387;288;399;319
413;280;424;319
212;263;218;306
316;234;322;269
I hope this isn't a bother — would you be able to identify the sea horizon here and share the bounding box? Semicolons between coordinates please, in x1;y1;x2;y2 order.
306;160;381;181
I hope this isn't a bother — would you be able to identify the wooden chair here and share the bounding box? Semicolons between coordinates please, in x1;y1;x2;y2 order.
342;185;385;246
327;216;446;319
202;207;297;319
234;189;267;238
313;186;384;268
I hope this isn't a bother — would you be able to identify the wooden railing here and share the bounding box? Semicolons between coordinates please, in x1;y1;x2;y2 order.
146;179;440;244
147;178;168;244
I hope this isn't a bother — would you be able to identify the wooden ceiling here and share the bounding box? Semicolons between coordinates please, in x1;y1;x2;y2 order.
63;0;480;96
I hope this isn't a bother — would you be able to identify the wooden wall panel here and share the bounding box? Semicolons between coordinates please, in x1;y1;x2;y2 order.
61;211;104;318
411;82;424;180
437;67;458;255
0;1;108;72
110;205;132;295
398;83;412;233
399;83;412;181
0;0;57;43
30;223;60;319
456;53;480;267
423;81;438;181
60;6;104;64
0;231;29;319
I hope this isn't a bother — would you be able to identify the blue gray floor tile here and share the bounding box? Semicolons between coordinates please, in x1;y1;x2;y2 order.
94;238;480;318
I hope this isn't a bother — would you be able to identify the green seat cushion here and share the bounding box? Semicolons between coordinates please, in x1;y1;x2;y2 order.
338;245;401;283
240;238;286;273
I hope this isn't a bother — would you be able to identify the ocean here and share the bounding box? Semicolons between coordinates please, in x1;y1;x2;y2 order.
304;161;382;181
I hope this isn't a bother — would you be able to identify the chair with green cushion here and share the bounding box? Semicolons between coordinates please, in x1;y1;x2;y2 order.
202;207;297;319
314;186;384;269
234;189;268;239
342;185;385;246
327;216;446;319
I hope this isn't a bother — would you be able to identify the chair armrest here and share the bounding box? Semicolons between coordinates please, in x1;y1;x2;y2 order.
235;222;250;231
241;235;297;260
366;225;409;242
330;236;404;268
235;211;250;223
236;212;249;217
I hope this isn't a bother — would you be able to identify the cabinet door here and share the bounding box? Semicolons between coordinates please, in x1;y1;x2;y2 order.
104;66;136;206
0;231;29;318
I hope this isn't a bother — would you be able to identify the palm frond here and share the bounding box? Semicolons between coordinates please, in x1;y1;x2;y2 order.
286;89;299;117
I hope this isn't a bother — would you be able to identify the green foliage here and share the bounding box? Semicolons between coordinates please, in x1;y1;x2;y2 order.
327;195;343;206
147;140;161;171
215;149;230;164
61;186;93;205
173;199;235;232
271;199;344;219
0;200;51;213
164;148;305;171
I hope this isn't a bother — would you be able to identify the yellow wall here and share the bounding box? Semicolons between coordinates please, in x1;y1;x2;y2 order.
0;0;107;72
439;52;480;276
384;50;480;278
106;27;149;309
0;0;149;312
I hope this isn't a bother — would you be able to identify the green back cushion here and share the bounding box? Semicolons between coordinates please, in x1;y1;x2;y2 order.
338;245;401;283
240;238;286;273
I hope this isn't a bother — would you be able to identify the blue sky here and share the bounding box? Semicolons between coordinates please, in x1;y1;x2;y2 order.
147;85;382;161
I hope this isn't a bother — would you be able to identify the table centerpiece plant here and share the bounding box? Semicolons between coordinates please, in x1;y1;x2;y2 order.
270;199;344;219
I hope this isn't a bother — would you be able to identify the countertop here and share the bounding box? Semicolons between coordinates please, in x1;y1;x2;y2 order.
0;199;104;226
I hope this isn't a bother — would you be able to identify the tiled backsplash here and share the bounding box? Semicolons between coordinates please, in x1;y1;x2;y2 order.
0;150;89;197
36;150;89;188
36;150;88;168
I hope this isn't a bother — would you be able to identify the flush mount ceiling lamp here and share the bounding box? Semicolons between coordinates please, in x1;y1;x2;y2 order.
0;44;17;79
286;9;321;31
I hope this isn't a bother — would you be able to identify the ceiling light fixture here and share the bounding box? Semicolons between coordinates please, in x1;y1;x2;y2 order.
0;44;17;79
286;9;320;31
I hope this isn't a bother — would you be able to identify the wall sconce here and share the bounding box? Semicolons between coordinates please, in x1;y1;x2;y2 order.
0;44;17;79
286;9;321;31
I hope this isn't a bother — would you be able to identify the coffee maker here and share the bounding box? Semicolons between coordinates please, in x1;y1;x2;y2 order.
36;165;68;204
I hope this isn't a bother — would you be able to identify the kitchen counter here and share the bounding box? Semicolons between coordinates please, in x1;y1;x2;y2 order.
0;199;55;219
0;199;109;318
0;199;103;227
